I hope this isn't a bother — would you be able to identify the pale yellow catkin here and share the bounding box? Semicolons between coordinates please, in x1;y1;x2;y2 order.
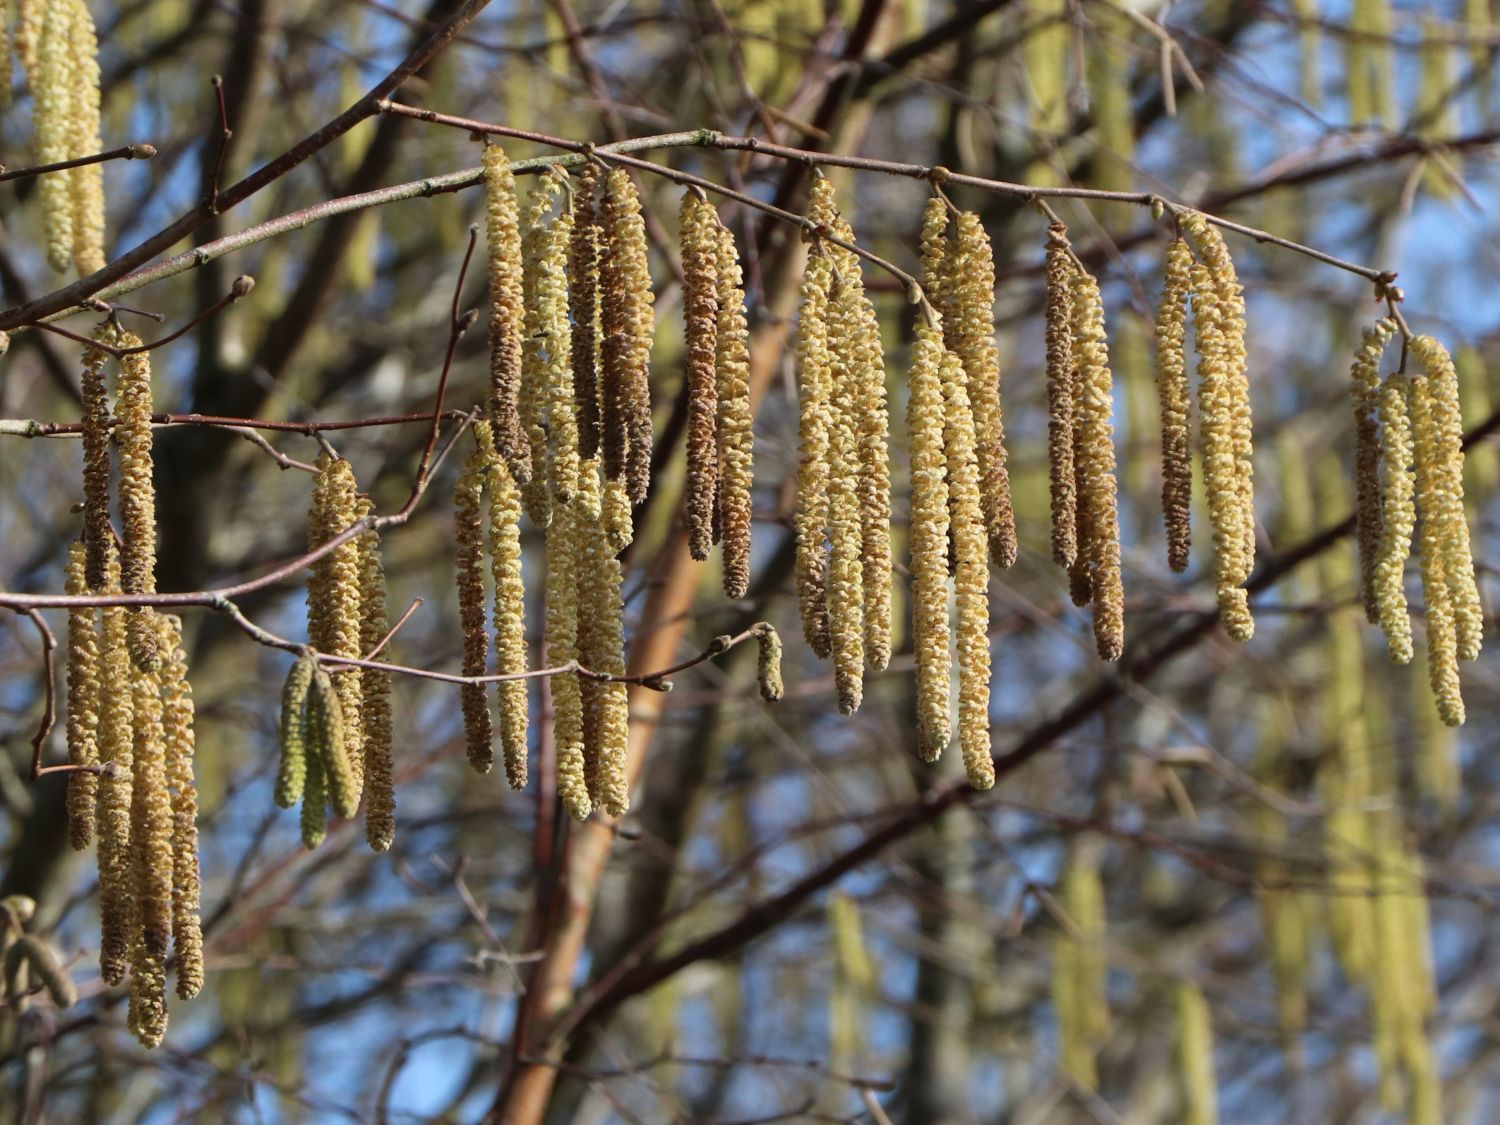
1373;373;1416;665
1176;982;1220;1125
794;244;834;659
483;142;531;483
306;456;364;795
115;335;160;672
95;547;134;986
454;439;494;771
1349;318;1399;620
600;168;655;503
480;423;530;790
1051;849;1109;1090
681;190;721;562
127;951;167;1049
569;163;603;461
1045;223;1079;568
157;614;203;1001
128;629;172;962
1409;373;1465;726
755;623;784;702
35;0;76;272
67;0;104;276
546;491;591;821
826;333;866;716
519;175;563;527
542;199;580;507
908;321;952;760
576;460;630;816
714;219;755;601
64;541;100;851
1156;236;1194;572
355;497;395;853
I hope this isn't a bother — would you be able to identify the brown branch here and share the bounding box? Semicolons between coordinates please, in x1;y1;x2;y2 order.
0;144;156;185
8;609;58;781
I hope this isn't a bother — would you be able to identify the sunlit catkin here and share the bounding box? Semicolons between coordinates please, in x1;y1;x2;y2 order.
755;623;784;702
1045;223;1080;568
116;336;160;671
1349;318;1399;619
714;220;755;600
157;614;202;1000
600;168;655;502
480;425;530;789
1070;270;1125;661
576;461;630;816
1373;374;1416;664
681;191;721;561
1156;236;1194;572
355;498;395;853
276;651;315;809
127;952;168;1049
67;0;104;276
795;245;834;659
908;322;952;759
1409;373;1465;725
569;162;604;461
306;456;364;793
519;176;562;526
309;663;357;820
80;336;112;590
129;637;172;961
546;496;591;821
454;440;494;771
64;542;99;850
826;350;866;715
95;549;133;985
542;199;580;507
35;0;76;272
483;142;530;482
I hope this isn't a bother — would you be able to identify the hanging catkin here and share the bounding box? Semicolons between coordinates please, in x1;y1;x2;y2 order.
1052;848;1109;1090
300;720;328;850
1045;223;1080;568
35;0;76;273
826;329;866;716
479;423;530;789
1373;374;1416;664
542;197;580;506
95;547;133;986
276;651;315;809
64;542;100;851
80;336;112;590
795;243;834;659
600;167;655;503
1350;318;1399;620
67;0;104;276
569;162;604;461
115;334;160;672
309;663;357;820
519;175;563;526
1176;982;1220;1125
545;492;591;821
128;633;172;961
454;438;494;771
1155;236;1194;572
483;142;531;483
681;190;721;561
755;623;784;702
908;321;953;759
714;219;755;600
306;456;364;795
127;954;168;1049
1409;373;1465;726
157;614;203;1001
7;937;76;1010
355;497;395;853
576;460;630;816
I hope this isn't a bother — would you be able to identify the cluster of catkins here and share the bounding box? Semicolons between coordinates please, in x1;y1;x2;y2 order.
66;331;204;1048
3;0;106;275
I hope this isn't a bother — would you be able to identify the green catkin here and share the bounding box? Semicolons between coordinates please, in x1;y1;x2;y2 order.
755;623;784;702
300;727;328;849
355;498;395;853
569;163;603;461
576;460;630;816
478;423;530;789
157;614;203;1001
128;639;171;962
1373;374;1416;664
1350;318;1399;621
908;322;952;760
600;168;655;503
714;220;755;601
276;652;315;808
64;542;99;850
1156;237;1194;572
35;0;76;272
546;491;591;821
681;191;721;562
7;937;76;1009
1176;982;1219;1125
80;337;112;590
454;440;494;771
795;244;834;659
1052;847;1109;1090
483;142;531;483
1409;374;1466;726
67;0;103;276
1045;223;1079;568
309;664;357;820
306;456;364;794
95;549;133;986
826;330;866;715
116;336;160;672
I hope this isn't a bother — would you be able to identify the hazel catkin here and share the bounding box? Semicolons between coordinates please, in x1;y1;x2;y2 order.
80;335;112;591
519;173;566;526
1045;223;1080;569
569;162;604;461
453;439;494;772
795;244;835;659
35;0;76;273
480;424;531;789
576;461;631;816
1155;236;1194;572
64;541;100;851
95;548;134;986
309;663;357;820
714;219;755;601
1373;373;1416;665
157;614;203;1001
115;334;160;672
128;633;172;961
826;339;866;715
755;623;785;702
600;167;655;503
8;936;76;1009
1409;372;1465;726
276;651;316;809
908;321;953;759
1349;318;1399;620
67;0;104;276
355;499;395;853
483;142;531;483
306;456;364;794
681;190;721;562
545;492;591;821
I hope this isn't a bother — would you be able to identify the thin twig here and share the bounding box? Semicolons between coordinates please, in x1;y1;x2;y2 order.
0;144;155;186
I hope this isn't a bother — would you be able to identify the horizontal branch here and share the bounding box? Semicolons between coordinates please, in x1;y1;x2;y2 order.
0;143;156;185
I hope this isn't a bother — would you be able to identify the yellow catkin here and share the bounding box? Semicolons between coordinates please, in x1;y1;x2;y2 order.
603;475;634;554
483;142;531;484
477;423;530;789
714;219;755;600
1176;982;1219;1125
1409;374;1465;726
127;952;167;1049
600;168;655;503
95;547;133;986
542;199;579;507
64;541;99;851
794;244;834;659
157;614;202;1001
453;440;494;771
826;329;866;716
80;335;112;590
1156;236;1194;572
1409;335;1483;662
14;0;39;79
1373;373;1416;664
67;0;104;276
306;456;364;794
128;636;172;962
1052;848;1109;1090
35;0;76;272
940;347;995;788
8;937;76;1009
755;623;784;702
576;460;630;816
1045;223;1079;568
1349;318;1399;620
569;163;603;461
115;335;160;672
952;211;1016;569
546;491;590;821
355;498;395;853
1070;270;1125;661
681;191;721;561
908;322;952;759
309;663;356;820
519;176;561;527
276;651;315;809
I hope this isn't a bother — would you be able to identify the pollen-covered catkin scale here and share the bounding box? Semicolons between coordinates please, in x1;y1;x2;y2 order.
479;423;530;789
67;0;104;276
129;629;172;961
306;456;364;793
755;623;784;702
546;495;591;821
569;163;603;461
908;321;953;759
276;652;315;809
681;191;721;561
826;341;866;715
156;614;203;1001
600;168;655;503
542;200;580;506
794;245;834;659
95;548;133;986
80;337;112;590
483;142;531;483
1045;223;1080;568
575;461;630;815
453;440;494;772
1349;318;1399;620
1155;237;1194;572
1409;373;1465;726
309;664;357;820
64;542;100;851
116;335;160;672
35;0;77;273
355;497;395;853
1374;374;1416;665
714;220;755;600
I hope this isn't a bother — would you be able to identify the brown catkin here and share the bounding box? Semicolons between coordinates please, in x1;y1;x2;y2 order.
127;952;168;1049
1070;270;1126;661
714;220;755;600
35;0;76;273
479;422;530;789
1045;223;1080;568
1409;373;1465;726
569;163;604;461
546;492;591;821
67;0;103;276
681;191;721;561
519;177;560;527
795;244;835;659
157;614;203;1001
755;623;785;702
306;456;364;794
1350;318;1399;619
355;498;395;853
454;440;494;772
80;336;112;590
483;142;531;483
276;652;315;809
309;664;357;820
128;634;172;961
115;335;160;672
95;547;133;986
1373;373;1416;665
1156;236;1194;572
64;542;100;850
600;168;655;502
576;461;631;816
908;322;953;759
